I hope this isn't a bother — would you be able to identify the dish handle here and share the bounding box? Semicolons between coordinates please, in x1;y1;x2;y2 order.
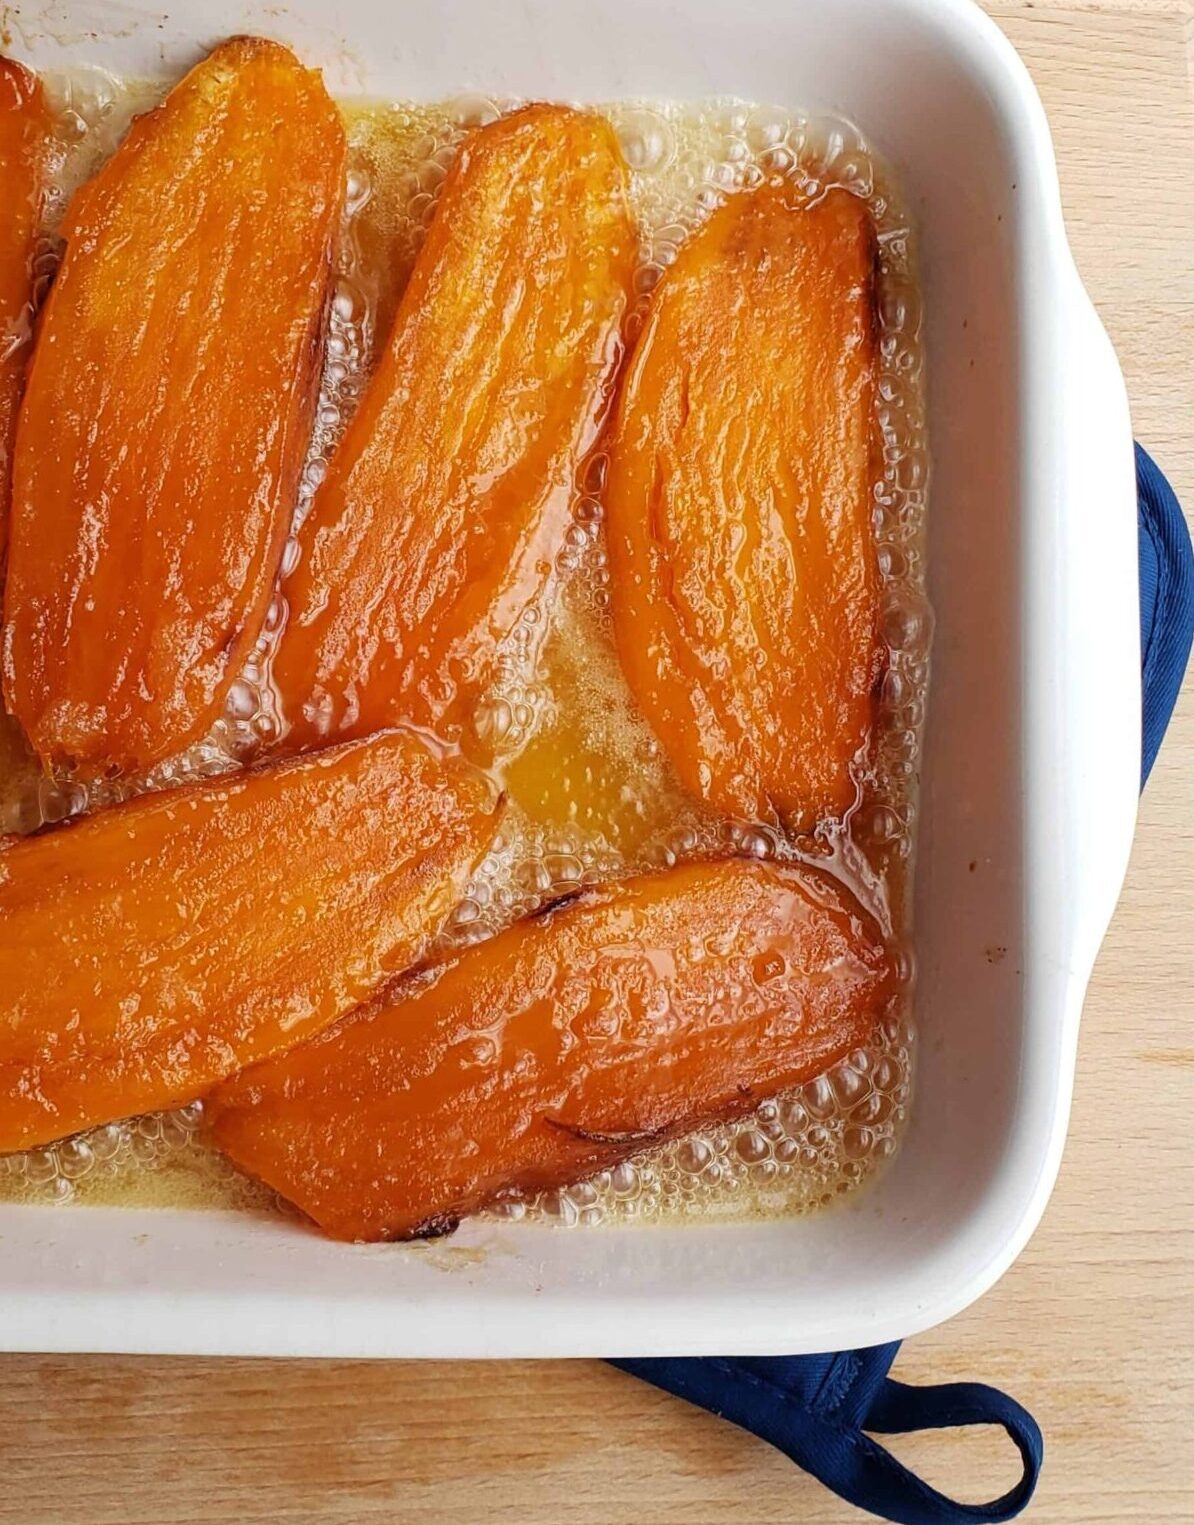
1027;270;1140;981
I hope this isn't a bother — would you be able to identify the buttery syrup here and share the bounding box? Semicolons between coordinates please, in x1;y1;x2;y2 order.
0;72;929;1229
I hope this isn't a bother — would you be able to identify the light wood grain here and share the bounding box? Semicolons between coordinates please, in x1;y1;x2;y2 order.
1;5;1192;1522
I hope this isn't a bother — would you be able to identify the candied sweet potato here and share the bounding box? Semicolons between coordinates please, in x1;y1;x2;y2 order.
206;857;895;1241
3;38;346;777
0;58;49;581
271;104;636;754
0;728;501;1151
604;185;882;829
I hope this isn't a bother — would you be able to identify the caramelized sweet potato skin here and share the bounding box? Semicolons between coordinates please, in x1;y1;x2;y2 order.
0;59;49;581
272;104;636;754
207;857;895;1241
3;38;346;777
605;185;881;829
0;729;501;1151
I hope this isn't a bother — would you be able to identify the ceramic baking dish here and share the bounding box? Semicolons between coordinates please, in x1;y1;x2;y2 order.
0;0;1139;1357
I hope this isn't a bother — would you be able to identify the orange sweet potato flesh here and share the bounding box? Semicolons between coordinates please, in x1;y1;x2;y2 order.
0;728;501;1151
0;58;49;582
2;38;346;778
272;104;636;754
207;857;895;1241
605;185;882;829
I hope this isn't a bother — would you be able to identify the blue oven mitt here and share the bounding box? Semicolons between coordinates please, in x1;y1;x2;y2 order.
612;442;1194;1525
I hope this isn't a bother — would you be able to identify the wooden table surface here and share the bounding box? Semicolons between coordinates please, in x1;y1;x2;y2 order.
2;4;1193;1521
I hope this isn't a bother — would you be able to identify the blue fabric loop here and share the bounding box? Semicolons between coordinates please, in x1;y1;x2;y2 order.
865;1378;1042;1522
614;1350;1042;1525
612;442;1194;1523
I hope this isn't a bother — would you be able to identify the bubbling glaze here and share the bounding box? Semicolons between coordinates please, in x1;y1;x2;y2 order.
0;78;929;1230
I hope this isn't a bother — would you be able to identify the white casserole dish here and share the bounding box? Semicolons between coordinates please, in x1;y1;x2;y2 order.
0;0;1139;1357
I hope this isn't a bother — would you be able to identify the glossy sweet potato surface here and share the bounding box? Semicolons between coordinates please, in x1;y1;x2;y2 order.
605;185;881;829
0;58;48;581
272;104;636;754
0;729;501;1151
3;38;346;777
207;857;895;1241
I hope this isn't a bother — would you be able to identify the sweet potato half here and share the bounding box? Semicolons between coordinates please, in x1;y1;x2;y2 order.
207;857;895;1241
0;728;501;1151
3;38;346;777
272;103;636;754
0;58;49;581
605;184;882;829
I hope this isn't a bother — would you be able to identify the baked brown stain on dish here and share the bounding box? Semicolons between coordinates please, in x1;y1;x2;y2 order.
2;38;346;777
604;184;882;829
